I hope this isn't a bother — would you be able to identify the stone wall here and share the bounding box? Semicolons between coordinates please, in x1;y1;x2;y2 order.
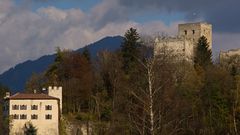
220;49;240;64
154;37;194;61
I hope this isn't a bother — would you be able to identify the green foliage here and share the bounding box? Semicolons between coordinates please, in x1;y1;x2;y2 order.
75;112;95;121
23;122;37;135
59;117;68;135
100;107;111;121
194;36;212;68
199;66;232;133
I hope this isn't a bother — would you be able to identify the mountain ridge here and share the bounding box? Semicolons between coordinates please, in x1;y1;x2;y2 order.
0;36;123;92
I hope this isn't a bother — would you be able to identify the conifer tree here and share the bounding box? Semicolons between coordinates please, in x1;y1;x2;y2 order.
194;36;212;68
45;47;65;84
24;122;37;135
121;28;141;74
82;47;91;62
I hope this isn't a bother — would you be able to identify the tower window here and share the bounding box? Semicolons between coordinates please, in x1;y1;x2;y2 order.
192;30;195;34
184;30;187;35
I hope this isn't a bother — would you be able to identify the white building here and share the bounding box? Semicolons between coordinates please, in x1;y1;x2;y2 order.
154;22;212;61
4;86;62;135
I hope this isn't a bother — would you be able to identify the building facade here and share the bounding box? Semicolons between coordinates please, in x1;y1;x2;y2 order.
154;22;212;61
4;86;62;135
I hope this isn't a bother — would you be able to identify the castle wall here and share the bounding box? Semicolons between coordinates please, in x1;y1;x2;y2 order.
154;37;194;61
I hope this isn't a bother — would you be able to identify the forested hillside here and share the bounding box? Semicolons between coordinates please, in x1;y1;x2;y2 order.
1;28;240;135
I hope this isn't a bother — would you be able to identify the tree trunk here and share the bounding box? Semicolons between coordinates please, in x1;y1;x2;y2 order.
148;66;154;135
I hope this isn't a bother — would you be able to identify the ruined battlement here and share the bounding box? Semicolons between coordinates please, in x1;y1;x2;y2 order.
154;22;212;62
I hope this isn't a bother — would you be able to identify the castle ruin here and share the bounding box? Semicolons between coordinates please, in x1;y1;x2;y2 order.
154;22;212;61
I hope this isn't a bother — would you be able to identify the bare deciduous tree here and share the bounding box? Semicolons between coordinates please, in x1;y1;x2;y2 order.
129;44;182;135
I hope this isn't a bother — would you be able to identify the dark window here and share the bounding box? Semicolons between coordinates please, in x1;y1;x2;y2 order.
20;105;27;110
13;114;19;119
12;105;19;110
31;114;38;120
45;114;52;120
192;30;195;34
20;114;27;119
31;105;38;110
184;30;187;35
45;105;52;110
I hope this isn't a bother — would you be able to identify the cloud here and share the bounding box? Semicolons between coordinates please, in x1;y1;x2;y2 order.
116;0;240;33
0;0;180;73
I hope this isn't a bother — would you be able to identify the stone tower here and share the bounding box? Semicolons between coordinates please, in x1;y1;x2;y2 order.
178;22;212;49
154;22;212;61
48;86;62;113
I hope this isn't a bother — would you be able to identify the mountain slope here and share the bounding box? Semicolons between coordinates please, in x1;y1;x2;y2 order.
0;36;123;92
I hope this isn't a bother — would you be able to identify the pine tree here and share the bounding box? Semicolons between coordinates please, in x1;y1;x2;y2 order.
82;47;91;61
45;47;63;79
45;47;67;84
24;122;37;135
194;36;212;68
121;28;141;74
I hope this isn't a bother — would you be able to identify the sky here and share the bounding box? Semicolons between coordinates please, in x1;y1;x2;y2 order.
0;0;239;73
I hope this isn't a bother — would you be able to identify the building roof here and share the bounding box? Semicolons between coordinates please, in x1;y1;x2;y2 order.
7;93;59;100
